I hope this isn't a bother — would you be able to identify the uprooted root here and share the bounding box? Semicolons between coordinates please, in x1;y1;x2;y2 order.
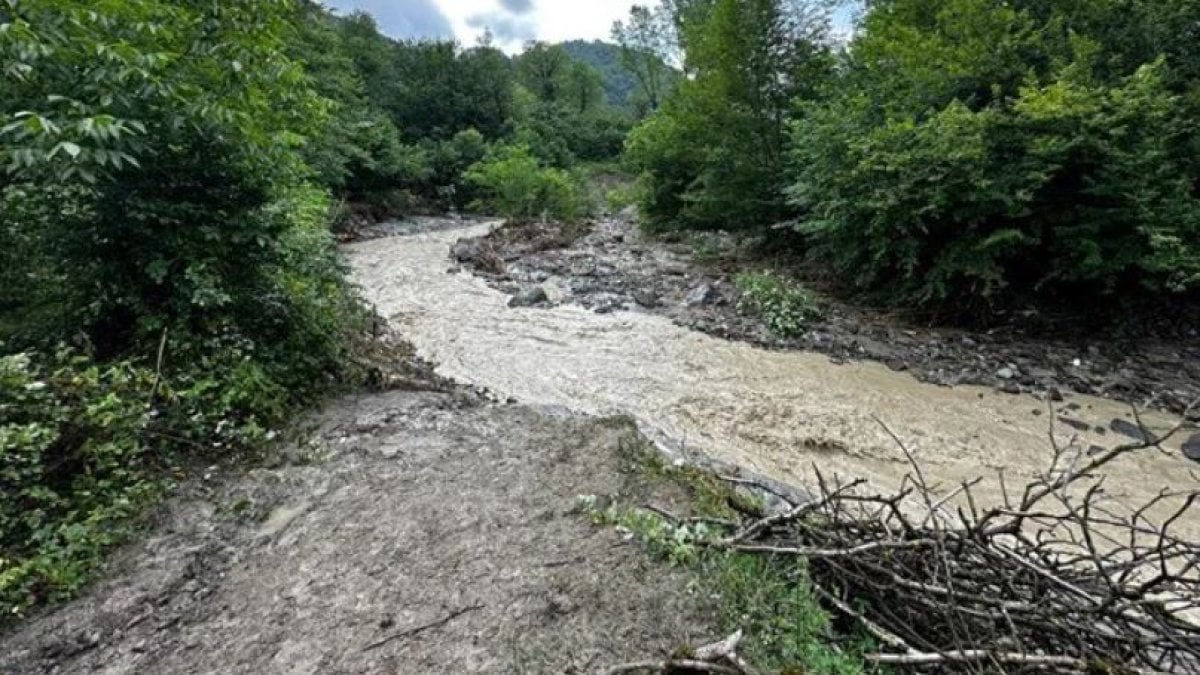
608;400;1200;674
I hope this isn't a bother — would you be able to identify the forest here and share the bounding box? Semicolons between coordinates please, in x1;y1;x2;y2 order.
2;0;1199;658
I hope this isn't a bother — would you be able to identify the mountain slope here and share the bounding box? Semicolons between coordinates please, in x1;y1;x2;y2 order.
559;40;639;108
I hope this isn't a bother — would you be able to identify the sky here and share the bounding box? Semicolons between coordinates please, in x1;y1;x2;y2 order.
322;0;635;53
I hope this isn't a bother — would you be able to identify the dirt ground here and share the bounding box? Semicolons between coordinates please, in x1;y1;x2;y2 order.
453;214;1200;418
0;390;720;675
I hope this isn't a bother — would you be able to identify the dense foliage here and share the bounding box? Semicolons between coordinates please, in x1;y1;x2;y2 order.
623;0;1200;308
560;40;640;110
790;0;1200;305
625;0;835;231
0;0;375;615
465;145;586;222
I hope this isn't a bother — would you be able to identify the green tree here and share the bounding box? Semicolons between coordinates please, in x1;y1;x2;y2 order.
291;2;423;198
788;0;1200;306
566;62;606;113
626;0;834;229
612;4;677;113
517;42;572;103
0;0;368;615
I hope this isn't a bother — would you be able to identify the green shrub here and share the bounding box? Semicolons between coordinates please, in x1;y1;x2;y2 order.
736;271;822;338
0;351;164;616
605;182;641;214
787;0;1200;307
0;0;371;621
418;128;488;210
622;0;834;232
465;144;587;221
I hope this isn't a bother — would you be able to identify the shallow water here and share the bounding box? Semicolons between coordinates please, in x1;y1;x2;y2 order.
346;221;1195;532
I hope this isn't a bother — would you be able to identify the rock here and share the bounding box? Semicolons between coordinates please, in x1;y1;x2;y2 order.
685;283;715;307
996;367;1016;380
1057;417;1091;432
1110;418;1152;443
450;239;484;263
1183;433;1200;463
632;289;660;308
1047;387;1065;402
540;280;567;305
508;286;548;308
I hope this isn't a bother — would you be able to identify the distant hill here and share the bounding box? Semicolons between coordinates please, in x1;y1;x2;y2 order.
559;40;639;109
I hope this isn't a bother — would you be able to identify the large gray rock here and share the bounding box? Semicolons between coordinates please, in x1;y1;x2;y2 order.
541;279;568;305
1184;433;1200;463
451;239;485;263
508;286;548;308
632;289;660;308
1110;418;1152;443
685;283;716;307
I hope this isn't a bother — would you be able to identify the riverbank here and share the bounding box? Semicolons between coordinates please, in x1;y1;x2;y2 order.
452;213;1200;418
350;218;1194;533
0;386;731;674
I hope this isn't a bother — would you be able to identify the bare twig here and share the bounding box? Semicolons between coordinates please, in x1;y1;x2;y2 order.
361;604;484;652
701;406;1200;673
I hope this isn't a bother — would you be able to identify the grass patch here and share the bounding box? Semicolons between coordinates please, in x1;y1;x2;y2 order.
589;437;874;674
735;270;823;338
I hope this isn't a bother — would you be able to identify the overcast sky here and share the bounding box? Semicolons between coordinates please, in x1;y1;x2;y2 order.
322;0;634;52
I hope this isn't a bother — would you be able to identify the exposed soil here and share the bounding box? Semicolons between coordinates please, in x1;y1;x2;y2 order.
454;213;1200;418
0;388;720;674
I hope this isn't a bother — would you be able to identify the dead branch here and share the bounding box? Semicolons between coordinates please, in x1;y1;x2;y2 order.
361;604;484;652
703;400;1200;673
603;632;757;675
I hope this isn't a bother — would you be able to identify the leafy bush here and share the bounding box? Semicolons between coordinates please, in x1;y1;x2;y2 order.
736;271;822;337
0;0;371;620
420;128;488;210
0;351;163;616
787;0;1200;307
465;144;587;221
623;0;834;231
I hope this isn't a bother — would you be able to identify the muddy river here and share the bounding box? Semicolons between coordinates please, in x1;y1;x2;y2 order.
346;221;1195;530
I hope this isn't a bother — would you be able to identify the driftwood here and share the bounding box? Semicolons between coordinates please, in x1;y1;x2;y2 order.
713;400;1200;673
604;631;759;675
606;398;1200;674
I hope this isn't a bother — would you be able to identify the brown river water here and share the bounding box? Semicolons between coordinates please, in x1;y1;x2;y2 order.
346;221;1196;535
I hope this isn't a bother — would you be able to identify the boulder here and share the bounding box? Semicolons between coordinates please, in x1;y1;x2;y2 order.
1183;433;1200;463
451;239;485;263
540;280;567;306
1109;418;1152;443
632;289;660;308
685;283;716;307
508;286;548;308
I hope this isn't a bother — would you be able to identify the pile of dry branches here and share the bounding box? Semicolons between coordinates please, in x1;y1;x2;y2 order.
711;405;1200;673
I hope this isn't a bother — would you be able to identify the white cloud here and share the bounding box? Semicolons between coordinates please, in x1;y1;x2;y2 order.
327;1;855;52
328;0;633;50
